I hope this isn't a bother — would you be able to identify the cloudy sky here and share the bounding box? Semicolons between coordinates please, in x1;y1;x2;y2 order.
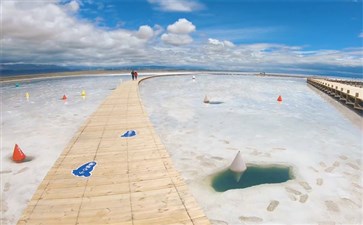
1;0;362;75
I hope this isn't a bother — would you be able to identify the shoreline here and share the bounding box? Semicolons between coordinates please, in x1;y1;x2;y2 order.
0;70;207;83
0;69;337;83
2;69;362;84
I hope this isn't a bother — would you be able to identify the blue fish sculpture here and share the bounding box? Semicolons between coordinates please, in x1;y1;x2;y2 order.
72;161;97;178
121;130;137;138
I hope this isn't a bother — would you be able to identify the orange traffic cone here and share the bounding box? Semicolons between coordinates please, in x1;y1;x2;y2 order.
277;95;282;102
13;144;26;162
62;95;67;100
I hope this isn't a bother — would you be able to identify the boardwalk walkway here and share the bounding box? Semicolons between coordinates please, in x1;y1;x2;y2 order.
307;78;363;111
17;78;211;225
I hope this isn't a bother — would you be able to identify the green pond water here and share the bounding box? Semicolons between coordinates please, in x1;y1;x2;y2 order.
212;166;293;192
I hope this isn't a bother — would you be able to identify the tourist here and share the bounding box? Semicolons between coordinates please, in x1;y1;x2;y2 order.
131;70;135;80
134;71;138;80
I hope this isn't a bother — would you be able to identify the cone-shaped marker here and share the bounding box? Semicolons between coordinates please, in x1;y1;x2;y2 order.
277;95;282;102
62;94;67;100
12;144;26;162
81;90;86;97
203;95;210;103
25;92;30;99
229;151;247;182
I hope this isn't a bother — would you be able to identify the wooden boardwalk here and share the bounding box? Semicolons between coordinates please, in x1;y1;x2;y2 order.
307;78;363;111
17;78;211;225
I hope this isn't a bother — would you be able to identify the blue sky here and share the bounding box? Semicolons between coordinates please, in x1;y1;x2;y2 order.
1;0;362;76
78;0;362;49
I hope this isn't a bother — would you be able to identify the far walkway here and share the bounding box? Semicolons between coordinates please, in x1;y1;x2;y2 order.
17;78;211;225
307;78;363;111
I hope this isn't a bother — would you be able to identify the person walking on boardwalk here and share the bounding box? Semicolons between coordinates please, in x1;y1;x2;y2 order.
134;71;138;80
131;70;135;80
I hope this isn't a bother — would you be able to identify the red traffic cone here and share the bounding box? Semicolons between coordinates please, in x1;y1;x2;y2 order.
277;95;282;102
13;144;26;162
62;95;67;100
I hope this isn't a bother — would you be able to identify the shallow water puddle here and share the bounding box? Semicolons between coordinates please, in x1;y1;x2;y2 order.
212;166;294;192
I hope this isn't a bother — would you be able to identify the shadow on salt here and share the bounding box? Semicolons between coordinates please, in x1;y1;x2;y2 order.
208;101;224;105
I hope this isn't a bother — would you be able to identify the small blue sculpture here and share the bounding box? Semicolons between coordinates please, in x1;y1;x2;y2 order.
72;161;97;178
121;130;137;138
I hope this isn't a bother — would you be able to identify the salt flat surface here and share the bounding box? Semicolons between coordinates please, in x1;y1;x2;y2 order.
0;75;124;225
139;75;363;225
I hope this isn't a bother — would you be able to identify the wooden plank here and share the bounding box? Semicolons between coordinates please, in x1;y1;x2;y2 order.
17;78;211;225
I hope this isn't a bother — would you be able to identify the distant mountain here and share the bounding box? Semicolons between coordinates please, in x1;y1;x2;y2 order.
0;64;208;76
104;65;208;71
1;63;362;79
0;64;78;76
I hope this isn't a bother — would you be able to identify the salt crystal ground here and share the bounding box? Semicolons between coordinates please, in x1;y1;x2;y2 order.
1;73;362;225
139;75;362;224
1;75;124;224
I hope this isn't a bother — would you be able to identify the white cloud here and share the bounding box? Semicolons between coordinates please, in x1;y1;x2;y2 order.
136;25;154;40
161;33;193;46
151;41;362;72
67;0;80;12
161;19;195;46
1;0;155;65
359;32;363;38
167;18;196;34
201;27;281;43
208;38;235;48
147;0;204;12
1;0;361;75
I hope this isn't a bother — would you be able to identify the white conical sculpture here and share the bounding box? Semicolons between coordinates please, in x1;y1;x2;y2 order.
229;151;247;182
203;95;210;103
